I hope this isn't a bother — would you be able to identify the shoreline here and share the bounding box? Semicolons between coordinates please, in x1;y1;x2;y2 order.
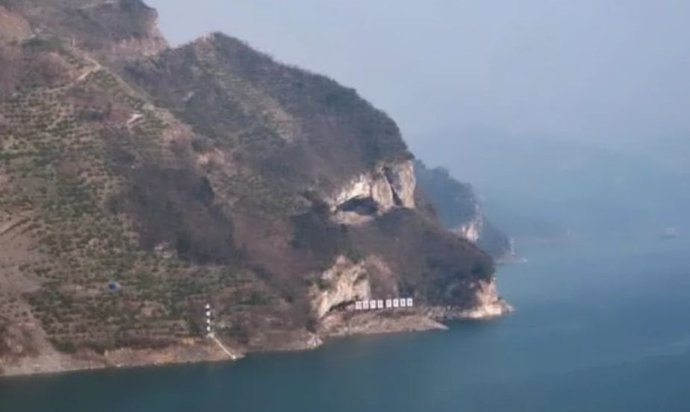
0;302;512;380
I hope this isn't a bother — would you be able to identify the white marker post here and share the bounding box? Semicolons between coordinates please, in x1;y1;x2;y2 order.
205;303;213;338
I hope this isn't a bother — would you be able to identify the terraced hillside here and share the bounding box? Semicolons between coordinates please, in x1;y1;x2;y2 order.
0;0;508;376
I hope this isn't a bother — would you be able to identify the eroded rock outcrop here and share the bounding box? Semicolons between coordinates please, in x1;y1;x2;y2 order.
454;279;512;319
316;277;511;340
330;160;416;224
0;0;167;61
456;215;483;244
310;256;373;319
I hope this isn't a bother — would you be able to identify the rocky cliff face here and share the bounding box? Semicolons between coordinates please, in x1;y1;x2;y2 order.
310;256;374;319
0;0;509;376
414;160;515;260
457;214;483;244
0;0;167;60
329;160;416;224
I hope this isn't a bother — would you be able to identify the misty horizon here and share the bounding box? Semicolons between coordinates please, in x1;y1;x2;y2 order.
3;2;690;409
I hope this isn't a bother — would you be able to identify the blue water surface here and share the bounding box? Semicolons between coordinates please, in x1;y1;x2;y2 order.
1;235;689;412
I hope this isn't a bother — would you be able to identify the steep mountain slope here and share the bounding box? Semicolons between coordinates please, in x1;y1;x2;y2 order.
0;0;167;60
414;161;514;260
0;0;509;376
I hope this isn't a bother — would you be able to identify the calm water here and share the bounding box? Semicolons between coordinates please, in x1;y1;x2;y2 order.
2;235;690;412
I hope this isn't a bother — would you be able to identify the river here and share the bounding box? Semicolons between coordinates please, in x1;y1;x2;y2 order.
1;234;689;411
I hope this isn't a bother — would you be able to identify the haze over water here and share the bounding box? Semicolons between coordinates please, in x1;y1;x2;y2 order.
2;231;689;412
2;2;689;409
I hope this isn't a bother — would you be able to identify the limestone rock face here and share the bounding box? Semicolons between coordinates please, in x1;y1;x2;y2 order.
460;279;513;319
310;256;373;319
0;0;168;61
422;278;513;320
455;216;483;244
384;160;416;209
330;160;416;224
105;28;167;62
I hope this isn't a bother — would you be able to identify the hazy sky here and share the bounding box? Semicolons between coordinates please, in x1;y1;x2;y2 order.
146;0;690;153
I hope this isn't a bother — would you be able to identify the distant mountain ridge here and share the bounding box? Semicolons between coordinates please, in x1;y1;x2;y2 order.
414;161;514;260
0;0;509;376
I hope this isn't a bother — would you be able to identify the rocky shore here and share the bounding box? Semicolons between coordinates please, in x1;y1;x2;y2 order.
1;299;512;378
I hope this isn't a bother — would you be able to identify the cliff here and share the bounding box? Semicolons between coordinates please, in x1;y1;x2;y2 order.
414;161;516;261
0;0;509;376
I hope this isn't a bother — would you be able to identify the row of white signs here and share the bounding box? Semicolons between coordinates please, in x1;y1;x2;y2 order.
354;298;414;311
